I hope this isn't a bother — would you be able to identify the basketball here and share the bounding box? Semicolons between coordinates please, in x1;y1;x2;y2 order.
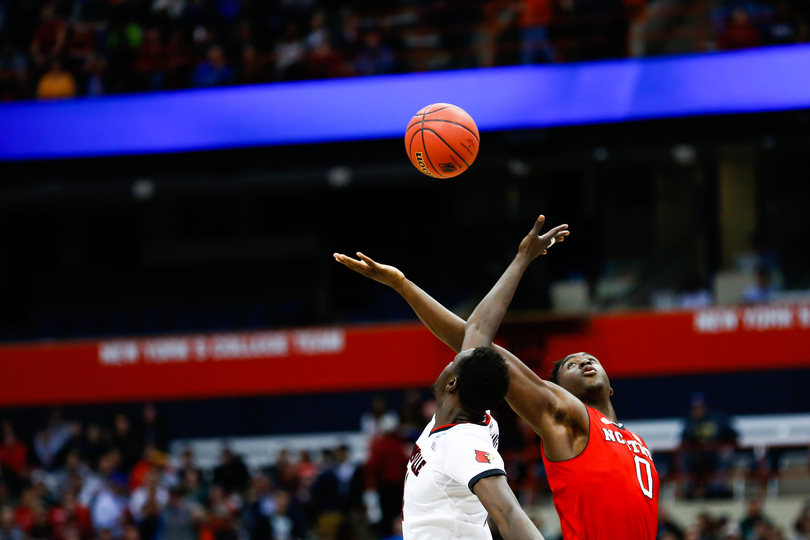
405;103;480;178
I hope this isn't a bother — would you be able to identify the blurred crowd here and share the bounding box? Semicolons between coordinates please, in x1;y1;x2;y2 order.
0;393;450;540
0;0;807;101
657;499;810;540
1;393;810;540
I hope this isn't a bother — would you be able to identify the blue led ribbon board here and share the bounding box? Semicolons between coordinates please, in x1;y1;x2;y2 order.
1;45;809;161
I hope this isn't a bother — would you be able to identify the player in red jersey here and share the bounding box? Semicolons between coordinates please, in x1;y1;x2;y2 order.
335;215;659;539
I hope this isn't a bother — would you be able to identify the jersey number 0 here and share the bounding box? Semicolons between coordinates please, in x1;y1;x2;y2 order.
634;456;653;499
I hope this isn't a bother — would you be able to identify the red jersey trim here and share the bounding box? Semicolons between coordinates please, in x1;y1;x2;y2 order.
430;415;489;435
540;402;591;463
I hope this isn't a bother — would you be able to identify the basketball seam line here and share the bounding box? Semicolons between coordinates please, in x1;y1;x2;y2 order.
419;106;456;117
413;119;479;143
424;128;470;169
421;105;446;178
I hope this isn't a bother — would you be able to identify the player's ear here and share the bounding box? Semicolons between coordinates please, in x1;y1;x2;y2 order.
609;387;614;396
446;377;458;393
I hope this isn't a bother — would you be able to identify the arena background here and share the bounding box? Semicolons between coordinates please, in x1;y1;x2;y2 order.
1;1;810;539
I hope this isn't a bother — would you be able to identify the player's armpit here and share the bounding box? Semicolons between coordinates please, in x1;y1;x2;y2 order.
474;475;544;540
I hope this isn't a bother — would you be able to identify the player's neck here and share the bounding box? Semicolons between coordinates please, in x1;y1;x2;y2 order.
434;401;484;428
583;396;617;423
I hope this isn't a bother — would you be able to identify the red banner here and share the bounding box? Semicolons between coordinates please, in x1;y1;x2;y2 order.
0;325;450;407
1;304;809;407
542;304;810;378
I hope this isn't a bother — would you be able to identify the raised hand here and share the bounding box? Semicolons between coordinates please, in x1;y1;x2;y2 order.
333;252;405;288
517;215;569;261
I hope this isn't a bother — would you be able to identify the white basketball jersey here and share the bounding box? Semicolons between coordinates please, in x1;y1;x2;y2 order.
402;414;505;540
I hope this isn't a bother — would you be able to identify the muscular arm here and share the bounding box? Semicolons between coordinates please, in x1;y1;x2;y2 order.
463;216;566;351
474;475;544;540
333;216;587;459
462;252;532;351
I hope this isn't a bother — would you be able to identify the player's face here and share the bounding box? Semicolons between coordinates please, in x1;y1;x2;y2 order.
556;353;611;399
430;350;470;405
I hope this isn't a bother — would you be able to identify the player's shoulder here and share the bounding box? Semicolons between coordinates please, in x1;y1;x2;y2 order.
432;422;497;452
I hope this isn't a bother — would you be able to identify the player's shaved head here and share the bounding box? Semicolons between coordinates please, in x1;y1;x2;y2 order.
456;347;510;414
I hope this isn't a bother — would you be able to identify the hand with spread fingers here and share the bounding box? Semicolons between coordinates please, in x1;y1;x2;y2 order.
518;215;569;261
332;252;405;289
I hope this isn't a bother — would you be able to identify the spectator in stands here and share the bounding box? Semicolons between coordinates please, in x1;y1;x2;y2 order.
718;7;761;50
680;393;738;499
48;491;93;540
191;45;234;87
0;43;32;101
763;1;799;45
104;19;144;93
0;422;27;480
268;491;295;540
275;23;305;80
309;449;342;540
91;475;129;539
177;449;202;491
30;3;67;68
0;505;23;540
398;390;428;442
212;447;249;495
740;499;772;540
360;395;399;442
52;450;89;498
82;424;107;471
657;509;685;540
240;475;271;540
63;21;97;74
152;0;187;20
380;518;404;540
237;46;269;85
14;488;42;533
130;467;169;540
34;411;72;469
519;0;554;64
204;485;238;540
26;506;52;540
364;428;408;538
305;40;349;79
333;445;356;503
80;450;122;509
795;504;810;540
111;414;141;473
306;12;330;51
265;450;299;495
678;273;713;309
178;469;206;505
134;29;168;91
157;487;203;540
353;32;395;76
744;267;777;304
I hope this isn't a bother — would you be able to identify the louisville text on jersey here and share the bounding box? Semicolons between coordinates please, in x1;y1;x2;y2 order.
409;444;427;476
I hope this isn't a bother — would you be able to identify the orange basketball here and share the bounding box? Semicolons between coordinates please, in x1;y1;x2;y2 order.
404;103;480;178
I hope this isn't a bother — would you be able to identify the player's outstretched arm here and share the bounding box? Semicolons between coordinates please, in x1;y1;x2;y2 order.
332;252;467;352
334;227;586;456
474;475;544;540
462;215;568;350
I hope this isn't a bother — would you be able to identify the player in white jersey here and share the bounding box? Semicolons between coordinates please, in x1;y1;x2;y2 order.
336;216;568;540
400;346;543;540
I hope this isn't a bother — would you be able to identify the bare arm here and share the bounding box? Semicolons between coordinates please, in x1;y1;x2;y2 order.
333;222;587;458
474;475;544;540
332;253;467;352
462;215;568;350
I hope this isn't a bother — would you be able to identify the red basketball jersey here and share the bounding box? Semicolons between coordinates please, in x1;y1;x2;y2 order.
541;405;659;539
